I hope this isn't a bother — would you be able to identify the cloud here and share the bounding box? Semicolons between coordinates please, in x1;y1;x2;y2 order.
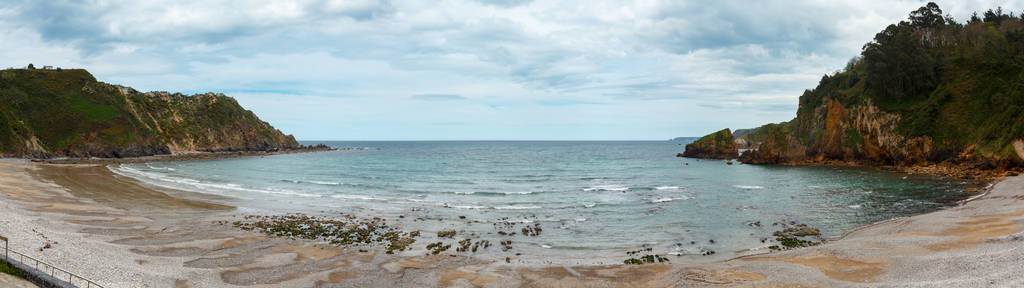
3;0;1020;139
411;94;468;101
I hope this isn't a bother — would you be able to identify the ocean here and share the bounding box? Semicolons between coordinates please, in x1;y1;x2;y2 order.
109;141;971;264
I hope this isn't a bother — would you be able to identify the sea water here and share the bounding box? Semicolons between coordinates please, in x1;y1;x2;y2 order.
110;141;971;264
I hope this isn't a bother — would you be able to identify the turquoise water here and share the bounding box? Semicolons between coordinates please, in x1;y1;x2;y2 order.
111;141;971;264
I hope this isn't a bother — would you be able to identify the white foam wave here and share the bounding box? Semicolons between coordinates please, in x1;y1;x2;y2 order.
652;195;691;203
848;204;862;209
309;180;341;186
654;186;682;190
494;205;541;210
110;164;320;199
583;186;628;192
145;163;176;171
453;205;487;209
733;185;764;190
575;217;587;222
329;194;385;201
505;191;533;195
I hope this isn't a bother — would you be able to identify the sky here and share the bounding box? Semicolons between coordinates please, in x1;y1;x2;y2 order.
2;0;1022;140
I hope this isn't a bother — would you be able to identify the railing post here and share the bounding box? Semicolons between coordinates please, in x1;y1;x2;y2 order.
1;234;6;261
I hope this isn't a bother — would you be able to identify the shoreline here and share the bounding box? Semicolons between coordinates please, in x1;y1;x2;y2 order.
1;159;1022;286
766;158;1020;182
32;145;337;165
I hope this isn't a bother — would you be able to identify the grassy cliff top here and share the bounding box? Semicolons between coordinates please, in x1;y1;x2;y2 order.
0;67;299;158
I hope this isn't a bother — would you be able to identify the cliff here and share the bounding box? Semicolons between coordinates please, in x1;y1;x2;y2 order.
0;68;300;158
736;3;1024;173
680;128;738;159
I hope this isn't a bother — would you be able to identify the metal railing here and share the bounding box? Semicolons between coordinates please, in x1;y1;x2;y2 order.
2;235;105;288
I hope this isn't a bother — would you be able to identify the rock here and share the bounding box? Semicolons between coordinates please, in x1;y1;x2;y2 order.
681;129;739;159
791;227;820;237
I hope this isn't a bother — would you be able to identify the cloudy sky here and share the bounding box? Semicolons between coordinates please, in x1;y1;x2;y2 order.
2;0;1020;140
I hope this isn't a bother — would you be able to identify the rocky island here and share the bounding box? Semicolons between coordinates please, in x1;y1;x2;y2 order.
678;128;738;159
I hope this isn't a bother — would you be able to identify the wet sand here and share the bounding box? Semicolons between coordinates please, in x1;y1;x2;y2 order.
0;159;1022;287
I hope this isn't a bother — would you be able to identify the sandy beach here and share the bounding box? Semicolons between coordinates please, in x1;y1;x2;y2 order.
1;158;1022;287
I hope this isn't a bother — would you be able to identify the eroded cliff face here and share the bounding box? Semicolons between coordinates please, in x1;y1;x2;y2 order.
681;128;739;159
736;97;1018;169
0;68;300;158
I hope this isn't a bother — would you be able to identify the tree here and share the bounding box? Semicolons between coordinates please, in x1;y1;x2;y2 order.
970;12;982;24
909;2;945;29
27;63;34;69
983;7;1010;25
861;21;939;104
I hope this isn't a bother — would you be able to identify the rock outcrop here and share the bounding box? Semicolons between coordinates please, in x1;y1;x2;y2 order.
681;128;738;159
733;4;1024;174
0;68;300;158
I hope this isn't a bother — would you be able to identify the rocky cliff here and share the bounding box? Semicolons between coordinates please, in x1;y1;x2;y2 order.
732;3;1024;174
680;128;738;159
0;68;300;158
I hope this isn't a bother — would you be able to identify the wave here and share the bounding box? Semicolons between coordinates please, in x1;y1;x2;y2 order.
583;186;629;192
145;163;176;171
328;194;387;201
279;179;342;186
848;204;862;209
111;164;322;199
445;204;542;210
494;205;541;210
652;195;690;203
454;191;536;196
654;186;683;190
732;185;764;190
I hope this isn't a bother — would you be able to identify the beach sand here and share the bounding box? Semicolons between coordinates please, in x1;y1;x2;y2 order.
0;158;1022;287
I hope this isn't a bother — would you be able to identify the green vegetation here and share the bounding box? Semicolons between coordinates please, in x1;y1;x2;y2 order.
0;261;23;278
623;254;669;265
741;3;1024;165
0;68;299;158
67;94;119;122
232;214;418;254
682;128;739;159
768;222;824;251
697;128;733;146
